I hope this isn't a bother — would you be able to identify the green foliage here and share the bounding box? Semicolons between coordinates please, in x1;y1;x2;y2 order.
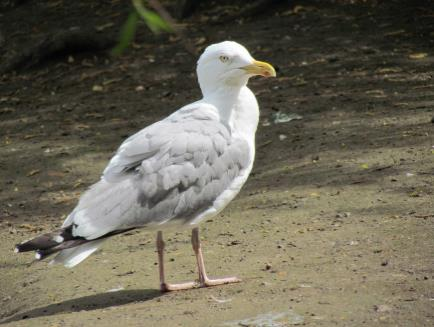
111;12;139;56
112;0;172;56
132;0;172;33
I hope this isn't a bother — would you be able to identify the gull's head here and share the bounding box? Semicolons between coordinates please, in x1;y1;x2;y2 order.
197;41;276;96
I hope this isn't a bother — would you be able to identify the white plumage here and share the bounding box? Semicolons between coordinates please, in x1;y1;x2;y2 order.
17;41;275;289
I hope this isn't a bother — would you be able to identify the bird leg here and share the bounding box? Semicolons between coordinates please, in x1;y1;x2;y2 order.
155;229;240;292
156;231;196;292
191;227;241;287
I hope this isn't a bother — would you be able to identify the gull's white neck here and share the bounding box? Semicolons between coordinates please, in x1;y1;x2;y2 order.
202;84;259;147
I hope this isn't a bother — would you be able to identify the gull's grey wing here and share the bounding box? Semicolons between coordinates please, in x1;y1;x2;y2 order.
66;104;251;240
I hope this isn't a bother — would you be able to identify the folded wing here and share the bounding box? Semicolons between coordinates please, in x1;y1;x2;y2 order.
65;104;251;240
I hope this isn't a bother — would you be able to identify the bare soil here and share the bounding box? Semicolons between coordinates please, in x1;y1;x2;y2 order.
0;0;433;326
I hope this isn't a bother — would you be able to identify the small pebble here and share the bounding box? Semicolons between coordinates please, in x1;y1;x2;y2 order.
374;304;392;312
92;85;103;92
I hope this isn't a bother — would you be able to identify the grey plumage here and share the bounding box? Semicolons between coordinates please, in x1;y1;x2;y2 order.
15;103;250;262
64;103;251;240
15;40;270;269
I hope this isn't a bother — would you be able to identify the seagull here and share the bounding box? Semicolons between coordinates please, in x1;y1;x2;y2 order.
15;41;276;291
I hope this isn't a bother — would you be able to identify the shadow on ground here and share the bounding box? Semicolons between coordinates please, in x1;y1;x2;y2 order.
0;289;161;324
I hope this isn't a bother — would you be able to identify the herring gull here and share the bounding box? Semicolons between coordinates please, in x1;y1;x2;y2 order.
15;41;276;291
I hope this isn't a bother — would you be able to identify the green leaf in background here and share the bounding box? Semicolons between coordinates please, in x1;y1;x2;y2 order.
111;11;139;56
132;0;173;33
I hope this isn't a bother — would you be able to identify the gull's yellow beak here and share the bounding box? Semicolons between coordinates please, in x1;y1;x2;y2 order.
242;60;276;78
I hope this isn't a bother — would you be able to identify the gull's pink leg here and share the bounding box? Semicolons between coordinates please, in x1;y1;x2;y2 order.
191;227;241;287
156;231;196;292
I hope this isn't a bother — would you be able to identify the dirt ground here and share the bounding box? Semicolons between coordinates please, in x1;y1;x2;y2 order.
0;0;433;326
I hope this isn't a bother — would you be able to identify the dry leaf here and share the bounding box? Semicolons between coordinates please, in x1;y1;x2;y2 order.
376;67;402;74
27;169;40;177
74;124;90;130
195;37;207;46
293;5;305;13
408;53;428;59
102;78;122;86
365;90;385;96
384;30;406;36
84;112;104;118
23;134;38;139
95;22;114;32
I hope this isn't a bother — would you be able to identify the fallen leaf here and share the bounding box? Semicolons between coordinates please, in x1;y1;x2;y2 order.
95;22;114;32
84;112;104;119
195;37;207;45
73;124;90;130
27;170;40;177
293;5;306;13
409;53;428;59
102;78;122;86
376;67;402;74
282;5;309;15
384;30;406;36
23;134;39;139
365;90;385;96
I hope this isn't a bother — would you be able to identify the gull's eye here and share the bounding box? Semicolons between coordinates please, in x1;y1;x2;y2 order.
219;55;229;63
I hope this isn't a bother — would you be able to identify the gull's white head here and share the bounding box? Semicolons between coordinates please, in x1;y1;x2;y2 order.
197;41;276;97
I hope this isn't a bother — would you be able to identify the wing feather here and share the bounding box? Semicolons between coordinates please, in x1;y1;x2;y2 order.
66;103;251;239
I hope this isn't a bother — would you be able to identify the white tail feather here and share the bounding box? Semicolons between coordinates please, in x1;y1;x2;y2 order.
50;239;106;268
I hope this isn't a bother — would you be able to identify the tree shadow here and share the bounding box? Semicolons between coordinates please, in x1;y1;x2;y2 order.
0;289;162;325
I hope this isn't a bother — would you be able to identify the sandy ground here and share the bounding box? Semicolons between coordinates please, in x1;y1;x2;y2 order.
0;0;433;326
